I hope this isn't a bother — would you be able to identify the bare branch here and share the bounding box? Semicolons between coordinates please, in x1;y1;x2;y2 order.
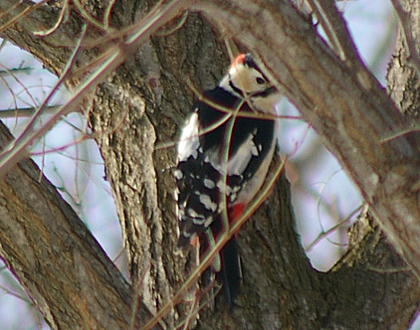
306;0;361;65
0;0;192;178
0;106;62;118
390;0;420;75
0;121;162;330
193;0;420;278
1;0;420;328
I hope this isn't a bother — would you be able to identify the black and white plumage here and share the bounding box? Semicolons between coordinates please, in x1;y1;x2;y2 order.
175;54;281;306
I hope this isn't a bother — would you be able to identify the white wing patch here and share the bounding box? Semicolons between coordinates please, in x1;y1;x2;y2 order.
199;194;217;212
204;130;261;178
232;136;276;205
174;169;183;180
226;131;260;175
204;178;216;189
178;112;200;162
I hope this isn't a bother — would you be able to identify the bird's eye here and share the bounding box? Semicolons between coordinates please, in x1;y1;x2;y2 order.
256;77;266;85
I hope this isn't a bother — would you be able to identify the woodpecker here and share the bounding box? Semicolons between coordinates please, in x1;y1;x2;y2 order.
175;54;281;306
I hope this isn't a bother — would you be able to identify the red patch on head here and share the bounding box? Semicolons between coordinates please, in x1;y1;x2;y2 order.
229;203;246;222
231;54;246;68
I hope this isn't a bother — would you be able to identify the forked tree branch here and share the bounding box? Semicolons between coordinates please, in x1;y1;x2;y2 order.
0;121;162;330
194;0;420;278
0;0;420;329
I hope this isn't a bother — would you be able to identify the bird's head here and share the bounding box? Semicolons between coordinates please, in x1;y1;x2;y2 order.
219;54;282;113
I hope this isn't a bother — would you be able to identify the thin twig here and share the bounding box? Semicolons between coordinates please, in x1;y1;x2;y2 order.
0;24;87;175
72;0;112;32
305;204;363;252
104;0;118;28
0;0;192;178
0;0;51;33
33;0;69;36
155;10;189;36
305;0;361;64
0;106;62;118
141;155;286;330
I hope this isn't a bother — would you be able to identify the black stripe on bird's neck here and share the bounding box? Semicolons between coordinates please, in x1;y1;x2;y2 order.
228;79;245;97
251;86;277;98
227;79;277;100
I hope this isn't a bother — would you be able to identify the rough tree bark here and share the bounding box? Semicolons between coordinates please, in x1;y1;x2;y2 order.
0;0;419;329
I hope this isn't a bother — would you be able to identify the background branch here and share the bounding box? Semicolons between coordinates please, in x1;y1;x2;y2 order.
0;120;161;330
0;0;420;329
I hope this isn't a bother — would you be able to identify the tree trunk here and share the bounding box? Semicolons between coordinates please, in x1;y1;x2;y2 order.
0;0;419;329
